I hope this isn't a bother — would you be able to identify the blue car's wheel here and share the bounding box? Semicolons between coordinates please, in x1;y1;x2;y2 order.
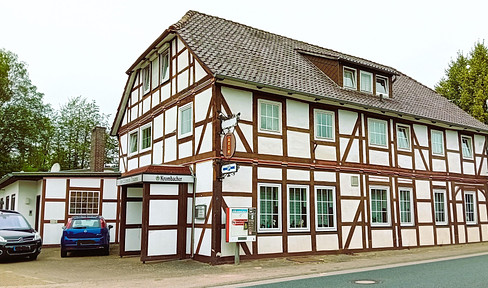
61;248;67;258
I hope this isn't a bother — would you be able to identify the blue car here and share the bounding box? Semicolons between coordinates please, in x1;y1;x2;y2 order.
60;215;112;257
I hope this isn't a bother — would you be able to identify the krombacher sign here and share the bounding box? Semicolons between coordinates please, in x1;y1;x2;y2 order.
117;174;194;185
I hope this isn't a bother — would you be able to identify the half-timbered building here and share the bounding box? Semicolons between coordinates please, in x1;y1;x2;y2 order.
111;10;488;264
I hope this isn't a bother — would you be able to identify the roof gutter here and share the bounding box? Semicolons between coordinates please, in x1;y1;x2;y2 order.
214;74;488;134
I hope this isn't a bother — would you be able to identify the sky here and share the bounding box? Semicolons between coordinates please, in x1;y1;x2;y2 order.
1;0;488;124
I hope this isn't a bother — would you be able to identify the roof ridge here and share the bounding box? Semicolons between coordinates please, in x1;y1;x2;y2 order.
170;10;199;30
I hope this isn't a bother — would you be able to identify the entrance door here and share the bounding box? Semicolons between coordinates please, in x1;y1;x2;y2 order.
35;195;40;231
140;183;188;262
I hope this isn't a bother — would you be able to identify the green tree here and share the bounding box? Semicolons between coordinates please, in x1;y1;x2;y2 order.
0;49;53;176
436;41;488;123
0;51;11;102
52;96;118;170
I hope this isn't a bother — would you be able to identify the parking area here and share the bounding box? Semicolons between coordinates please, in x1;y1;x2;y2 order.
1;243;488;287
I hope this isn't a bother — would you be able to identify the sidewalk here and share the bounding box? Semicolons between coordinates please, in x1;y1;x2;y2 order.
2;242;488;287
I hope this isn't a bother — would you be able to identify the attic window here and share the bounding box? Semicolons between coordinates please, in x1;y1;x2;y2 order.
142;65;150;95
160;50;170;83
376;75;389;97
343;67;356;89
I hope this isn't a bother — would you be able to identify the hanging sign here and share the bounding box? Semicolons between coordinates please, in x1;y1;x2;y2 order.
226;207;257;242
222;132;236;159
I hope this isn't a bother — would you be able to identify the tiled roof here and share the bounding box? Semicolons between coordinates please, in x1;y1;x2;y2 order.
172;11;488;131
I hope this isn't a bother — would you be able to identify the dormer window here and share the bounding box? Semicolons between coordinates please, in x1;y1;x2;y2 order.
343;67;357;89
360;71;373;93
376;75;389;97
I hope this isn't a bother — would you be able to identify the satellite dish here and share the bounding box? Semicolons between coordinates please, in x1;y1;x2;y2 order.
50;163;61;172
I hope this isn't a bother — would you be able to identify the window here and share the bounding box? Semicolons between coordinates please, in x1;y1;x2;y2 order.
376;75;388;97
129;130;139;155
10;194;15;210
140;124;152;151
179;103;193;138
396;124;411;151
0;198;3;209
399;188;413;225
343;67;357;89
5;196;9;210
258;99;281;133
151;57;159;90
258;184;281;232
288;185;309;231
434;190;447;225
160;50;170;83
360;71;373;93
368;119;387;147
465;192;476;224
315;186;336;231
142;65;150;95
69;191;100;215
431;130;444;155
370;187;389;226
315;109;334;140
461;136;473;159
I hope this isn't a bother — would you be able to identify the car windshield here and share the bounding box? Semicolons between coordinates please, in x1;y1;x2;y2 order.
0;213;32;230
70;219;100;229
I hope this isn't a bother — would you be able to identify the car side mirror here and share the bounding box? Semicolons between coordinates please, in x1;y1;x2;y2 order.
62;226;66;230
109;225;113;229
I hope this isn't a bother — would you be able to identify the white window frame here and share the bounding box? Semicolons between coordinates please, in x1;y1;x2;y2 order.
370;186;390;227
314;109;335;141
160;49;170;83
461;135;473;160
128;129;139;156
258;99;282;134
465;191;477;225
140;123;152;152
360;71;373;93
368;118;388;147
142;64;150;95
399;187;414;226
396;124;411;151
343;67;357;90
151;56;159;90
434;189;448;225
315;186;336;231
375;75;389;97
257;183;282;233
68;190;100;215
178;103;193;138
431;130;445;156
287;185;310;232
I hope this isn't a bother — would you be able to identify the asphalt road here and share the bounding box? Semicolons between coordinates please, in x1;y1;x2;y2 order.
249;254;488;288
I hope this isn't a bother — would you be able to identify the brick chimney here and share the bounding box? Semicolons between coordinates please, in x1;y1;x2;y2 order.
90;126;106;172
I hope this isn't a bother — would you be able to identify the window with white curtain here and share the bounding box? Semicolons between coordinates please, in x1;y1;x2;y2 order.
360;71;373;93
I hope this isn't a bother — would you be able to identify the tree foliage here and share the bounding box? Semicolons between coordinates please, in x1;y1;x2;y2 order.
436;42;488;124
51;96;116;170
0;49;53;176
0;49;118;177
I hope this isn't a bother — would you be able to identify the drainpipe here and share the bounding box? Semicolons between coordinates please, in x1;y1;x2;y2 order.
189;166;196;258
